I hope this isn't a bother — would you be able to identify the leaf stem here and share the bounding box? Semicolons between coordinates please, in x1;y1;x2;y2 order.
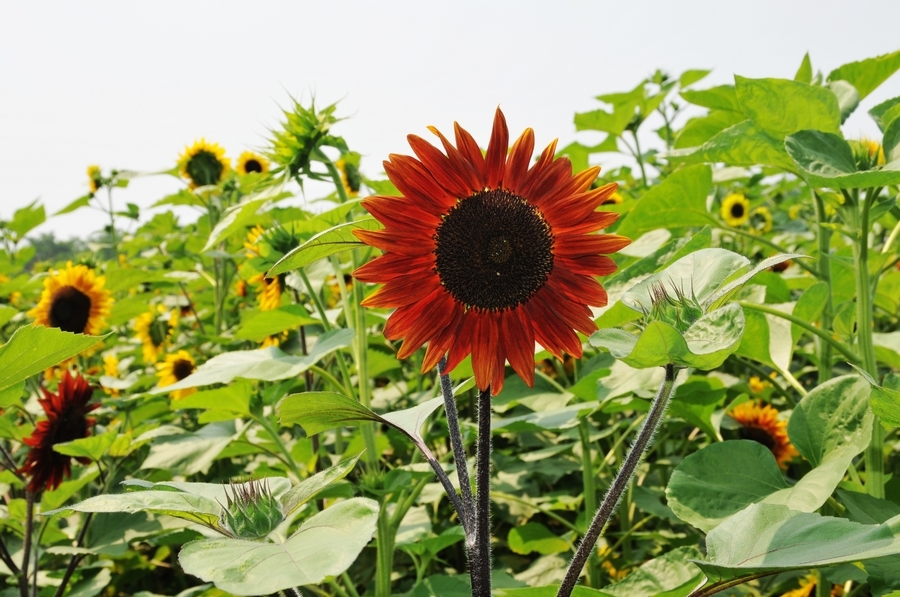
557;364;678;597
736;301;860;367
439;357;475;533
813;191;835;384
19;491;34;597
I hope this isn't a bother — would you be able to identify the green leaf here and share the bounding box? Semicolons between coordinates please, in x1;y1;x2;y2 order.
152;328;353;392
787;375;872;466
734;75;841;138
41;470;100;511
0;382;24;409
828;80;861;123
279;391;444;447
679;85;740;112
170;381;252;416
590;303;745;370
827;50;900;100
836;489;900;525
704;253;803;312
574;107;635;137
7;200;46;238
699;503;900;578
666;440;789;532
278;392;381;435
140;422;238;476
853;367;900;429
178;497;379;596
666;120;798;172
280;454;361;516
668;377;725;441
54;429;118;461
0;326;108;393
870;96;900;131
491;401;598;433
267;218;381;276
507;523;569;555
234;304;318;342
679;69;711;88
55;194;93;216
884;114;900;164
202;185;291;252
673;110;745;149
785;130;900;188
615;164;714;239
795;53;813;84
47;488;223;531
603;546;704;597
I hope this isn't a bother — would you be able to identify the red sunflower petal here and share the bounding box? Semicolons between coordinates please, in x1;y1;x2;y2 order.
501;309;536;387
558;255;619;277
397;290;459;359
352;253;434;283
407;135;473;198
362;195;440;230
484;108;510;189
471;311;501;391
454;122;487;185
554;233;632;258
505;128;535;192
384;156;457;214
445;312;476;373
422;303;466;372
353;228;435;256
361;272;439;308
426;125;484;192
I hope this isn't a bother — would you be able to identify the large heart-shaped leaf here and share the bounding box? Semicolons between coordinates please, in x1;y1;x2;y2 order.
734;75;841;138
178;497;379;596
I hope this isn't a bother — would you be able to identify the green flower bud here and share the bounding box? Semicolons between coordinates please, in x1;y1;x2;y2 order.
642;280;703;333
219;479;284;540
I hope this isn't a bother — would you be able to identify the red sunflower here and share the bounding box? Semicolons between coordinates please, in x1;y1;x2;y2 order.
353;108;630;394
20;371;99;493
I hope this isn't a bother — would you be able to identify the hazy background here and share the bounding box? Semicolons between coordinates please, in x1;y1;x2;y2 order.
3;1;900;239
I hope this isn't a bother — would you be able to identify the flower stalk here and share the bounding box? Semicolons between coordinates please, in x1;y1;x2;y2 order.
557;363;678;597
471;387;493;597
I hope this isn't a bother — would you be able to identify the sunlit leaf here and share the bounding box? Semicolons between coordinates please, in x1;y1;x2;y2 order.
0;326;108;393
267;218;381;276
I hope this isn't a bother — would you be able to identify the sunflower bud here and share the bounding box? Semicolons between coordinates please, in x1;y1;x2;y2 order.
643;280;703;333
219;479;284;539
849;139;885;171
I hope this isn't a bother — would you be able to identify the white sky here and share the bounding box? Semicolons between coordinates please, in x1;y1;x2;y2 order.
3;1;900;240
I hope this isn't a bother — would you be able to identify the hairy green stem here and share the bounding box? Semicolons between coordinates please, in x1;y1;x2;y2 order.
557;364;678;597
19;491;34;597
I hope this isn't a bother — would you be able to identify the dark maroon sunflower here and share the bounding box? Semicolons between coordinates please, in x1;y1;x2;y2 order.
353;108;630;394
20;371;99;493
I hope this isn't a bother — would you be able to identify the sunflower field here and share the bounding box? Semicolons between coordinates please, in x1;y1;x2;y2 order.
4;49;900;597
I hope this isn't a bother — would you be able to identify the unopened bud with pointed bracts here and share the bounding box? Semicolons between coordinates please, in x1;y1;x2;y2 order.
219;479;284;539
639;279;703;333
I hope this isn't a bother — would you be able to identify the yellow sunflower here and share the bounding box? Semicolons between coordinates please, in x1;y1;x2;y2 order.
156;350;197;400
134;305;178;363
721;192;750;226
102;353;120;396
600;191;623;206
336;158;361;198
178;138;230;188
261;330;290;348
236;151;270;175
28;261;113;335
751;206;773;233
788;204;803;220
87;165;102;193
249;273;282;311
748;376;771;394
729;401;799;469
779;575;816;597
244;225;266;259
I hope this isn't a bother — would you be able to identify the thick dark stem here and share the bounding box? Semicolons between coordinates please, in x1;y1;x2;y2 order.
470;387;493;597
557;364;678;597
19;491;34;597
0;535;20;576
53;512;94;597
438;356;475;532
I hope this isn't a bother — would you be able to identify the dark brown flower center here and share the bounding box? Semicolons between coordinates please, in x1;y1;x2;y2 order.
738;425;776;450
433;189;554;312
49;286;92;333
730;202;745;219
186;150;225;186
244;159;263;173
173;358;194;381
